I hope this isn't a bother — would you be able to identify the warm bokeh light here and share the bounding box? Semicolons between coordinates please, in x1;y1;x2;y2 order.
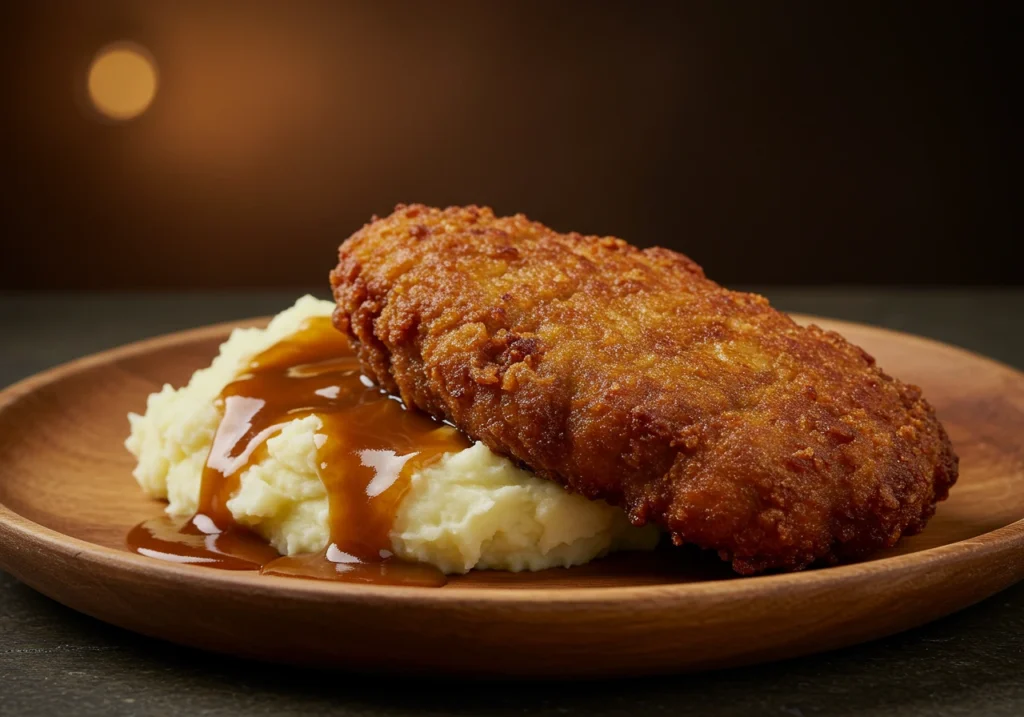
87;43;158;120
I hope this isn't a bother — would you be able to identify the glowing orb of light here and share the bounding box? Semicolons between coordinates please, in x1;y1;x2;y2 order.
87;42;158;121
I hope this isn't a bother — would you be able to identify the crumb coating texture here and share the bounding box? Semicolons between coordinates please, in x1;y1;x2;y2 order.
331;205;959;573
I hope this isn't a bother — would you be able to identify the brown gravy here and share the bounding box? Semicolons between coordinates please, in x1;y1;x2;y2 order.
128;316;467;586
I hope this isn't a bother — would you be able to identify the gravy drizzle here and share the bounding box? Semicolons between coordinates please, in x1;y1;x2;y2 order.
128;316;468;586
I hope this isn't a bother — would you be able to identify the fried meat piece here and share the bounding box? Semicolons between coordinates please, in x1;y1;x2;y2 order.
331;205;958;573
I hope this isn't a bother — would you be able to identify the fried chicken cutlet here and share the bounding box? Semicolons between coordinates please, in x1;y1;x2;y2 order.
330;205;958;574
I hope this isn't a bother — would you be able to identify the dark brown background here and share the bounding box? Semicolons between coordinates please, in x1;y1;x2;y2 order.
0;1;1017;289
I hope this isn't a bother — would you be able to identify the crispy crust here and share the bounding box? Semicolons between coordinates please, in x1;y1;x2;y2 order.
331;204;959;573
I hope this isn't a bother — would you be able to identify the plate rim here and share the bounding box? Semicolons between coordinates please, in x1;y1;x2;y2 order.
2;313;1024;607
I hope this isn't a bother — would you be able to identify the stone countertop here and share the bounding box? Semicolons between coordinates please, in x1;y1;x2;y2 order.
1;288;1022;717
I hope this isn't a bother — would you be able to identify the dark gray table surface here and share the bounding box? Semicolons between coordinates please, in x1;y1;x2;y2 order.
1;288;1022;717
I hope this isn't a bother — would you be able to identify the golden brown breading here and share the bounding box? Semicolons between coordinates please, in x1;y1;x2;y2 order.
331;204;958;574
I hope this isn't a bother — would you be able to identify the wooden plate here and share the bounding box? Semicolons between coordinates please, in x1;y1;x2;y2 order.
1;315;1022;677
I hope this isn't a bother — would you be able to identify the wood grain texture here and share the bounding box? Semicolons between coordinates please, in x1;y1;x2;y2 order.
0;315;1022;677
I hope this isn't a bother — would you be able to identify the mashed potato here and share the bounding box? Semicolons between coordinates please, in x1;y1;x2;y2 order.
126;296;658;573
